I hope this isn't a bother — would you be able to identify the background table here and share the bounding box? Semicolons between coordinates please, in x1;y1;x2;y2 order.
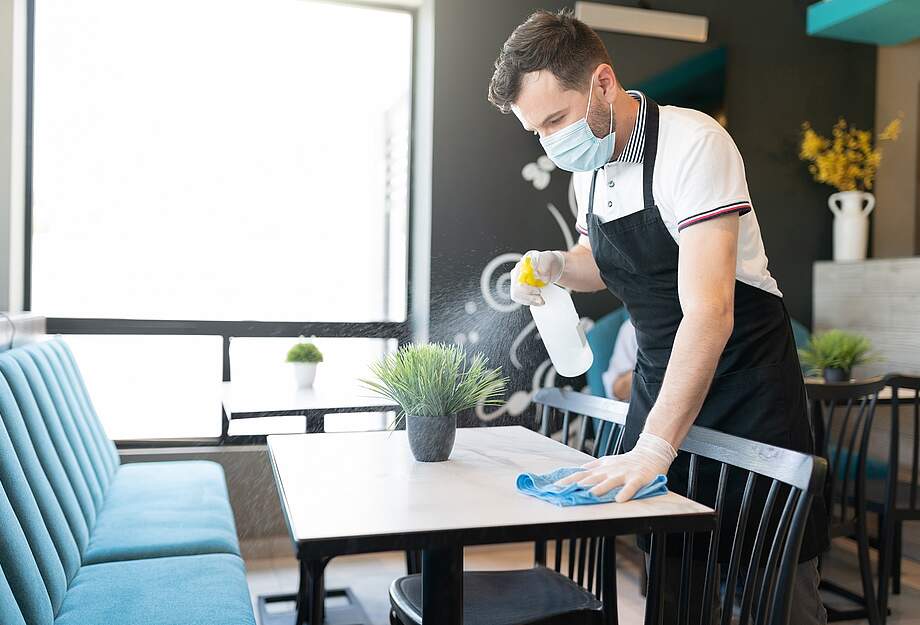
803;375;915;402
221;380;397;433
268;425;715;625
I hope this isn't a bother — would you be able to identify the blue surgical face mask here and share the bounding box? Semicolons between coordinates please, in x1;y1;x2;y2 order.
539;76;614;173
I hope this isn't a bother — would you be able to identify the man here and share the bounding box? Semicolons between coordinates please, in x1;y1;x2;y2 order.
603;317;636;401
488;9;828;623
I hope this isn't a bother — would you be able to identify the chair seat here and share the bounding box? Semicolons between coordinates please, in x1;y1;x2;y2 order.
389;567;604;625
54;553;255;625
84;461;241;564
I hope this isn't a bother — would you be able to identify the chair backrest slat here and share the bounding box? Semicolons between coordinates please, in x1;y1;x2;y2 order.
567;537;577;579
806;378;884;528
756;487;798;625
700;463;729;621
561;410;571;446
838;398;866;521
721;471;757;625
914;390;919;508
882;375;920;513
533;388;825;625
585;536;598;593
738;479;780;625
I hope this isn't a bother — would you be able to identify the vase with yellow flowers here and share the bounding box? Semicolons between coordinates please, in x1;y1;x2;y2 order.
799;117;901;261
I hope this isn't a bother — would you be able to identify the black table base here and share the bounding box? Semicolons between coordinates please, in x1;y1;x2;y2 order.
257;587;371;625
258;558;370;625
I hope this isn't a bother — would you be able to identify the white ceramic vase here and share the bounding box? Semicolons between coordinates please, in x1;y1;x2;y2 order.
828;190;875;261
292;362;317;389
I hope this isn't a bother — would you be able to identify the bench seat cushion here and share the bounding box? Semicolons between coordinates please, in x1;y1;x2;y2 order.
84;461;240;564
54;553;255;625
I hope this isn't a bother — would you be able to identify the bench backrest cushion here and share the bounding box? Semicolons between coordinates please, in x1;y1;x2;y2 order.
0;478;56;625
0;353;97;540
0;373;82;584
44;339;119;473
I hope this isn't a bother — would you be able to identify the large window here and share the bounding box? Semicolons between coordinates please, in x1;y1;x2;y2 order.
31;0;411;322
28;0;413;440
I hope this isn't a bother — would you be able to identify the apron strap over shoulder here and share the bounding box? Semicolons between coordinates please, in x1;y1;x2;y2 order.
587;168;600;217
642;99;660;210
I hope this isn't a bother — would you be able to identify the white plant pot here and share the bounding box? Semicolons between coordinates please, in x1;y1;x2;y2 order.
292;362;317;389
829;190;875;261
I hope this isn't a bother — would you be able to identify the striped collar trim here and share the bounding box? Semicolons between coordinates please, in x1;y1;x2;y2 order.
614;90;646;164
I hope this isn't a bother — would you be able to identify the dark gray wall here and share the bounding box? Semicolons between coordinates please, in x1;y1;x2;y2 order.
426;0;876;414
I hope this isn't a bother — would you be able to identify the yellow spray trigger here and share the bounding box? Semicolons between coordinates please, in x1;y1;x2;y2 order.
519;255;547;288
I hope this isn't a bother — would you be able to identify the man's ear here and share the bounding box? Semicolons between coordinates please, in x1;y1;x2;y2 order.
596;64;618;102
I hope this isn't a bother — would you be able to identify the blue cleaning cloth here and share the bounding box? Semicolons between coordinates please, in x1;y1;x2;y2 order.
516;467;668;506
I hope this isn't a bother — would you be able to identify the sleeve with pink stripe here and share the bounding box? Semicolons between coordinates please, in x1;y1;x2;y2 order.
672;129;753;234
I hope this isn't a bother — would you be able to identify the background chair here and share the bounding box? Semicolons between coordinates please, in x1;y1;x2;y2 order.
388;389;825;625
805;377;886;625
872;374;920;619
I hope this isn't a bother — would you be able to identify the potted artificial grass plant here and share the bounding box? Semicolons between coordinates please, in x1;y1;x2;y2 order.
286;341;323;389
798;329;874;383
362;343;506;462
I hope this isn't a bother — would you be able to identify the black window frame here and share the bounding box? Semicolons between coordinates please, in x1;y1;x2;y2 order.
22;0;417;446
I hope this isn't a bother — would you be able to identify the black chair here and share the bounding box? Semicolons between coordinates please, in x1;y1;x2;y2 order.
805;377;886;625
388;389;826;625
872;374;920;619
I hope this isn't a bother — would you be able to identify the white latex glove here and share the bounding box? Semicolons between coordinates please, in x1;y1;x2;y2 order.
509;250;565;306
556;432;678;502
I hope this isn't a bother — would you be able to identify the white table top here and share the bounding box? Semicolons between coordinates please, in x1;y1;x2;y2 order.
221;380;397;418
268;426;713;555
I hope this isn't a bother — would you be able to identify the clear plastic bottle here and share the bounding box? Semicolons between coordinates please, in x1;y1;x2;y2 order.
529;283;593;377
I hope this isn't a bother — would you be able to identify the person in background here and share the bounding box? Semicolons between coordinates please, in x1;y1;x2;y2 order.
602;318;636;401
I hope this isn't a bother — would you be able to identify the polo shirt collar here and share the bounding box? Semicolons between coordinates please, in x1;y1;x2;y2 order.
612;90;646;164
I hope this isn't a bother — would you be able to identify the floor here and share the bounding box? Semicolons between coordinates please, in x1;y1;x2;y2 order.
246;537;920;625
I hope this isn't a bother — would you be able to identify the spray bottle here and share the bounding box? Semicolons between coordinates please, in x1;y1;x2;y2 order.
519;255;593;377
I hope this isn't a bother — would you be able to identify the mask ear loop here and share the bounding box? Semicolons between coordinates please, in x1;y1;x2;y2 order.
586;74;615;137
584;76;594;121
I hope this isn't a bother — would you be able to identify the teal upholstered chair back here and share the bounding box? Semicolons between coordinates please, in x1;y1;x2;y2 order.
790;318;811;374
585;307;629;398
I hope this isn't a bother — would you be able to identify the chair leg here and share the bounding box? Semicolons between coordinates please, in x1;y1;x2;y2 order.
857;513;883;625
878;513;896;622
390;608;402;625
893;523;903;595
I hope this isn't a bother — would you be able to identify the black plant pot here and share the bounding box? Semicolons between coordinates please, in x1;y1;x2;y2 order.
823;367;850;383
406;414;457;462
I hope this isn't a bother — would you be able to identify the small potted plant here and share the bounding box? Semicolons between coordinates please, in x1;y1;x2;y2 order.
361;343;506;462
286;341;323;388
798;329;874;383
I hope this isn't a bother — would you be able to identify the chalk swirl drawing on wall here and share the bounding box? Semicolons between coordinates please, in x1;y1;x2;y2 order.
459;163;593;421
521;155;556;190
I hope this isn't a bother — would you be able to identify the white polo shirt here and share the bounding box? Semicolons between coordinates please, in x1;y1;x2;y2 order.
573;91;781;298
602;318;637;401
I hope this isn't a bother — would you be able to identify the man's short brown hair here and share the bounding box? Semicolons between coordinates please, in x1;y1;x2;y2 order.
488;9;612;114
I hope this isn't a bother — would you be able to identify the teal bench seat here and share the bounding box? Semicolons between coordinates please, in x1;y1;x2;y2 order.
54;554;254;625
84;461;240;564
0;336;254;625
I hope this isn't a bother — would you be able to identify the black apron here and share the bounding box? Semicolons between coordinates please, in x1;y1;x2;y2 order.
586;98;827;562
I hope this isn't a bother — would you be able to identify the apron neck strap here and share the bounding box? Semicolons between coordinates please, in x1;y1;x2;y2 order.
642;98;660;210
587;168;599;217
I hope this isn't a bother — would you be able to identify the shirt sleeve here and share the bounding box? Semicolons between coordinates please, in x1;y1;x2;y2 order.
672;129;752;233
601;319;637;399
